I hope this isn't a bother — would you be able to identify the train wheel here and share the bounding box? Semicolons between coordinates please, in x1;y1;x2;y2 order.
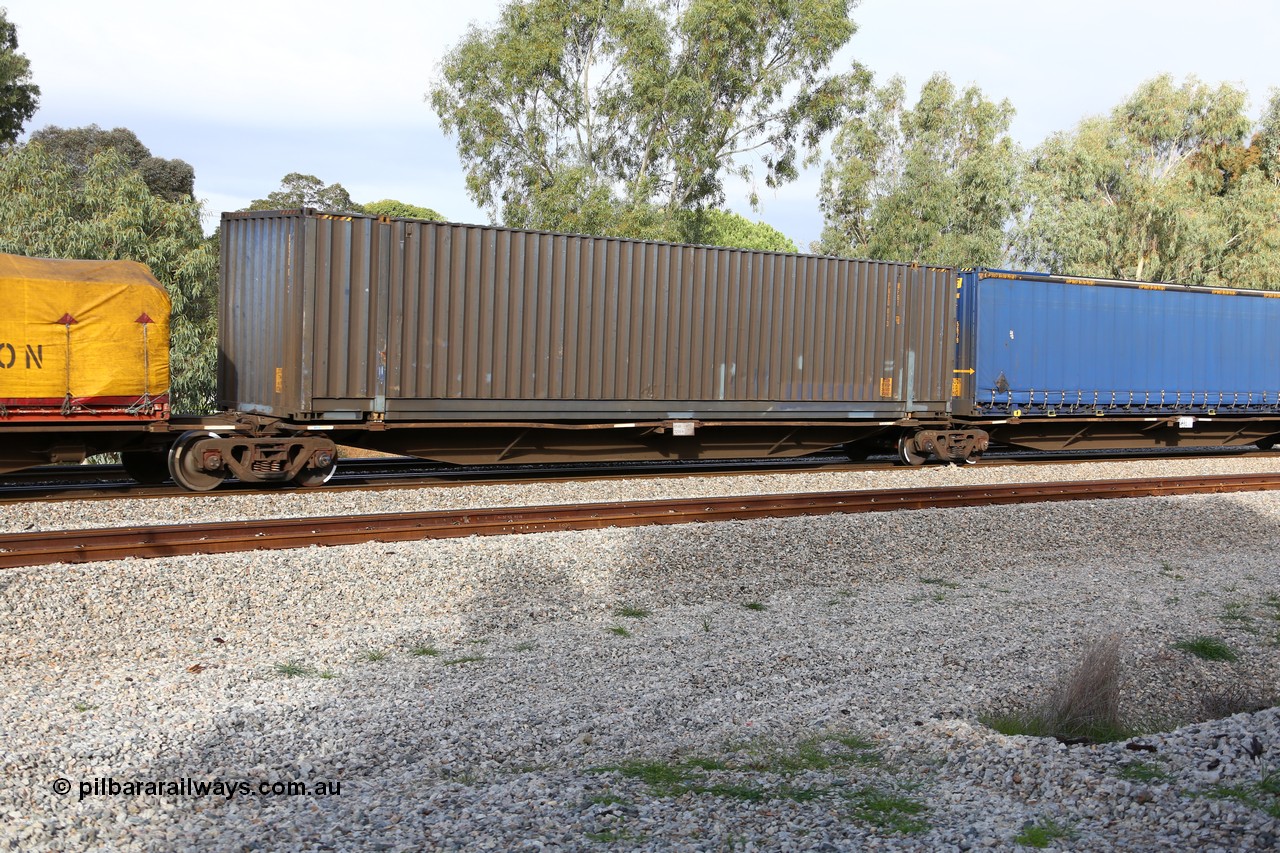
168;431;226;492
121;450;171;484
293;459;337;488
897;435;927;467
962;452;983;466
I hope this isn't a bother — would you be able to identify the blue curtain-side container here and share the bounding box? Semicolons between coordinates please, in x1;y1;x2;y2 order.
956;270;1280;416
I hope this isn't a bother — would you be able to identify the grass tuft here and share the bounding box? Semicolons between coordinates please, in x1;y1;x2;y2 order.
360;649;388;663
1199;685;1277;718
589;733;887;810
607;625;632;637
845;785;929;834
920;577;960;589
1116;760;1169;783
1172;636;1239;662
1221;601;1252;624
586;792;629;806
747;734;880;774
585;829;645;843
1015;817;1074;848
615;604;651;619
1204;773;1280;819
410;645;441;657
274;660;314;678
742;601;767;612
441;655;485;666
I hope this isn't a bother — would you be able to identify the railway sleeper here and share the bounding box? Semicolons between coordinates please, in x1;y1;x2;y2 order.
168;431;338;491
898;429;991;466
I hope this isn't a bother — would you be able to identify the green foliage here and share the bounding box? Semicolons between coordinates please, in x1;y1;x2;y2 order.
359;198;443;220
590;735;921;831
1205;772;1280;819
0;144;218;412
816;72;1020;265
0;10;39;144
30;125;195;200
1116;760;1170;783
1014;818;1074;848
744;734;880;774
679;209;797;252
1172;636;1239;662
1013;75;1280;287
431;0;862;235
248;172;358;213
844;785;929;834
274;661;313;677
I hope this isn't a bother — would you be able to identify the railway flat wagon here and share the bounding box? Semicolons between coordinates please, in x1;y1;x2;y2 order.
206;209;978;480
0;253;170;474
953;269;1280;452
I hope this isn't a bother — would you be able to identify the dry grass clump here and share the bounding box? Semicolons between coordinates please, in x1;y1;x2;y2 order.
1044;632;1123;740
1199;686;1278;720
983;633;1133;744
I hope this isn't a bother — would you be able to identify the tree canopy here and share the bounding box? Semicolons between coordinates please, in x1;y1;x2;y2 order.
679;209;797;252
360;199;444;220
0;9;38;145
0;144;218;411
1011;75;1280;287
248;172;359;213
815;73;1019;266
29;125;195;201
430;0;863;239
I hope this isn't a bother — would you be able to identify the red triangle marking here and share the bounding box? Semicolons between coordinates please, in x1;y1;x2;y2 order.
136;313;153;324
57;313;77;325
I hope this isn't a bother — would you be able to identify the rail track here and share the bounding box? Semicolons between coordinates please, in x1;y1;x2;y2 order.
0;446;1273;504
4;472;1278;570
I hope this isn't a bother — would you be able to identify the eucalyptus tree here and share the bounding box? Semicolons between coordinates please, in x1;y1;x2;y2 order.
1013;75;1280;287
248;172;359;213
0;144;218;411
29;125;196;200
430;0;863;240
360;199;444;220
814;72;1019;266
0;9;38;144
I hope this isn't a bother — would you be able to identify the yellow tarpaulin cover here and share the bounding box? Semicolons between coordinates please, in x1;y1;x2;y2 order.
0;253;170;405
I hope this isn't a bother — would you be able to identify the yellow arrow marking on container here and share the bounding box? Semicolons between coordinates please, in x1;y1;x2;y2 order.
954;369;975;375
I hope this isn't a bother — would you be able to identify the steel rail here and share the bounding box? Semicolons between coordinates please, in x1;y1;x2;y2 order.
3;473;1279;570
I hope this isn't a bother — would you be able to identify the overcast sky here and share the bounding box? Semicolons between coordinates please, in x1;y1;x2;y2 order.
7;0;1280;247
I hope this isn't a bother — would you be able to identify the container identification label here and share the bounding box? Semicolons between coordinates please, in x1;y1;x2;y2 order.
0;343;43;370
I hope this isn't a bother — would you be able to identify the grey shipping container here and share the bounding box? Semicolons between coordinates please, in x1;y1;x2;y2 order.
218;210;955;461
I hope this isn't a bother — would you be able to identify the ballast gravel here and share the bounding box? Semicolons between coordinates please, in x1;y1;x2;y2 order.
1;456;1278;850
4;453;1280;533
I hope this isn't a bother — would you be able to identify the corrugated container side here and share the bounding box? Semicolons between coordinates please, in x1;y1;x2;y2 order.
221;211;955;421
959;270;1280;415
